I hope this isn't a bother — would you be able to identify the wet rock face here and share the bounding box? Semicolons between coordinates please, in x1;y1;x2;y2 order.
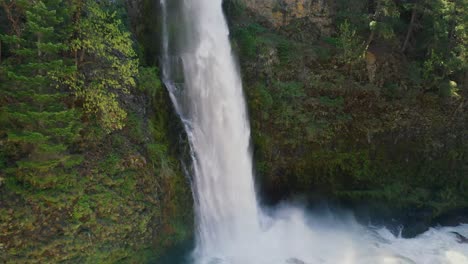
125;0;144;32
240;0;334;36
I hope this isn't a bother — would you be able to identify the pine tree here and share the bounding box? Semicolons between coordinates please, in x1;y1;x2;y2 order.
0;0;82;190
420;0;467;87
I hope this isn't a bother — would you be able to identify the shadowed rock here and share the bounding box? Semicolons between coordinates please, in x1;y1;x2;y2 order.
451;232;468;243
286;258;307;264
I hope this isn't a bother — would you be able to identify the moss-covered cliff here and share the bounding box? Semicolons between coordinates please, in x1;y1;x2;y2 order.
0;0;192;262
224;0;467;234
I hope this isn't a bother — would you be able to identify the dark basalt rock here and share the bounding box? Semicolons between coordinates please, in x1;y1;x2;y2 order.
431;208;468;227
451;232;468;244
286;257;307;264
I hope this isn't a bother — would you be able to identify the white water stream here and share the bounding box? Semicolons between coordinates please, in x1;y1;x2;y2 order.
160;0;468;263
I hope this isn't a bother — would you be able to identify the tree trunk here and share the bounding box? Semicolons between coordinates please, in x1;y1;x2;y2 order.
80;49;85;63
366;30;375;48
2;2;22;38
37;34;42;57
74;49;78;67
401;4;418;53
366;0;382;48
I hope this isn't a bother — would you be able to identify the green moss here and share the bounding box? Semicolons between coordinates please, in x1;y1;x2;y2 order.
227;10;468;220
73;195;93;222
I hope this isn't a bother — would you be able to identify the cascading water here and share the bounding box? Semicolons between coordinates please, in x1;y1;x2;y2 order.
160;0;260;258
160;1;468;263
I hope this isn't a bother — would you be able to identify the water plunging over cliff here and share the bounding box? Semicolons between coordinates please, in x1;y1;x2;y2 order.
160;0;260;257
160;1;468;263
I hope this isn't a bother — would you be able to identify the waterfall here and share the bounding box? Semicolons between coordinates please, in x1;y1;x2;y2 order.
160;1;468;263
160;0;260;258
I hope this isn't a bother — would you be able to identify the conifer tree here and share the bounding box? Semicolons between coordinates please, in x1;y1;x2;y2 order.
0;0;82;189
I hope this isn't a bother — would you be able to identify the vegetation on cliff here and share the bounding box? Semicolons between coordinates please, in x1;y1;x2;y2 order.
0;0;466;261
224;0;467;231
0;0;192;262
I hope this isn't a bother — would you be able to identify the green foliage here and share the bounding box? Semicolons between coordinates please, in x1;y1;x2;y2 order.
0;0;83;190
438;80;461;98
233;23;267;57
1;1;193;262
337;21;366;65
418;0;467;86
138;66;162;99
273;81;305;100
230;5;467;219
276;39;298;64
73;195;93;221
335;0;369;32
334;0;467;89
223;0;247;19
372;0;400;40
249;83;274;119
70;0;139;133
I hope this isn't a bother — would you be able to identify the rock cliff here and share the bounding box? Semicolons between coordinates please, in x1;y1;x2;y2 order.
240;0;334;37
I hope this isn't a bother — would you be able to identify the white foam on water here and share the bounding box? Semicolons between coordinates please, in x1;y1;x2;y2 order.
193;206;468;264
